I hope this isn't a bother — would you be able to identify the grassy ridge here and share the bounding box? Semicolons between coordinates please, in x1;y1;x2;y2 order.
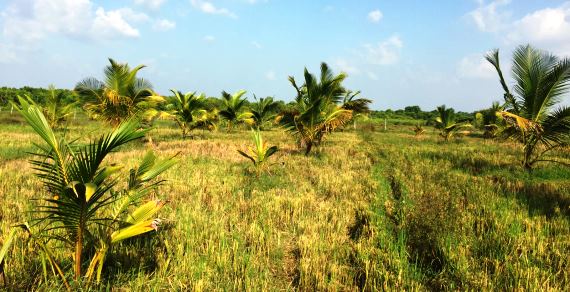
0;116;569;290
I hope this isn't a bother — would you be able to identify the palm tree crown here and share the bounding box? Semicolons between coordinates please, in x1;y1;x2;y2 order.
250;95;279;130
486;45;570;169
166;90;216;137
434;105;471;141
279;62;352;155
219;90;252;130
75;58;163;126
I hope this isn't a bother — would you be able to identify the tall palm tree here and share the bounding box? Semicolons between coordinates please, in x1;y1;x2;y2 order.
219;90;253;131
75;58;164;126
341;90;372;129
486;45;570;170
279;62;352;155
12;97;175;282
166;90;216;138
250;95;279;130
434;105;471;141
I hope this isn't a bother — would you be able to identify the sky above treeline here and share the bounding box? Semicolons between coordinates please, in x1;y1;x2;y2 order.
1;0;569;111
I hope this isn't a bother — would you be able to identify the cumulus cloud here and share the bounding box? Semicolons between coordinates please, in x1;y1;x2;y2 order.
468;1;570;55
134;0;167;10
467;0;511;33
153;19;176;31
334;58;360;74
1;0;147;42
92;8;148;38
507;5;570;54
190;0;237;18
363;35;403;65
0;0;153;62
457;53;496;79
367;9;383;23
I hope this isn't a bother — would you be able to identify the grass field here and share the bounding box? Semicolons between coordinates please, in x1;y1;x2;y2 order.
1;113;569;290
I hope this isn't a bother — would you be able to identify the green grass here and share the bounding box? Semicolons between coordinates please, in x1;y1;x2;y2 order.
0;114;568;290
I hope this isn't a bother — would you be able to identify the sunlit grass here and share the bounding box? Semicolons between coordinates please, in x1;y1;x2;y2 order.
0;113;568;290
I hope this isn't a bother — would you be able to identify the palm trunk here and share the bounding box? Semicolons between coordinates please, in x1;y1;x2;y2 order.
74;226;84;281
523;145;533;171
305;142;313;156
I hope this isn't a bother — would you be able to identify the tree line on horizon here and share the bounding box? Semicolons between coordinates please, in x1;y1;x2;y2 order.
1;43;569;168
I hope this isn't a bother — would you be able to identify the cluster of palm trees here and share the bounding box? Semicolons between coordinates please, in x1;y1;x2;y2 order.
430;45;570;171
65;59;370;155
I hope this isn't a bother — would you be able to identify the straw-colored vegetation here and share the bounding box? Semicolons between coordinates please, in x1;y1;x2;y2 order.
0;44;569;290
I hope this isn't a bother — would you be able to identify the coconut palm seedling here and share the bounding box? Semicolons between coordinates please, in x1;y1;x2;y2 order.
219;90;253;131
475;101;504;139
413;124;425;136
250;95;279;130
7;97;176;284
166;90;216;138
237;130;278;173
279;62;352;155
486;45;570;170
341;90;372;130
75;58;165;126
43;85;77;129
434;105;471;141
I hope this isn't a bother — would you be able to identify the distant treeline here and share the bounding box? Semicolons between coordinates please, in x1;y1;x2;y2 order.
0;86;477;123
0;86;74;105
370;105;475;125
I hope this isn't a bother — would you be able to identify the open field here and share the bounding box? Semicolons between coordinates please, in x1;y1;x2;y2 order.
1;113;569;290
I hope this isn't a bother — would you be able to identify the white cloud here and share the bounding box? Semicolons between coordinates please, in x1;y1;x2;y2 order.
203;35;216;42
251;41;262;49
1;0;147;41
467;0;511;33
265;70;276;80
134;0;167;10
367;9;383;23
468;1;570;55
92;8;147;39
457;54;496;79
363;35;403;65
334;58;360;74
190;0;237;18
153;19;176;31
246;0;267;4
0;0;150;62
507;5;570;54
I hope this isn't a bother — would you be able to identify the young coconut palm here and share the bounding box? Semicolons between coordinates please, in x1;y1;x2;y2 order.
166;90;214;138
219;90;253;131
237;130;278;173
43;85;76;129
75;58;164;126
250;95;279;130
486;45;570;170
476;101;505;139
12;97;175;282
279;62;352;155
413;124;425;136
434;105;471;141
341;90;372;129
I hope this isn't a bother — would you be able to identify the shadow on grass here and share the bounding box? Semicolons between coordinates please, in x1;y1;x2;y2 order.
491;177;570;219
424;150;570;219
422;150;517;175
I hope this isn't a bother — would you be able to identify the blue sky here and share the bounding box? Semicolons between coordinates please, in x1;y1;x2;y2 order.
1;0;570;111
